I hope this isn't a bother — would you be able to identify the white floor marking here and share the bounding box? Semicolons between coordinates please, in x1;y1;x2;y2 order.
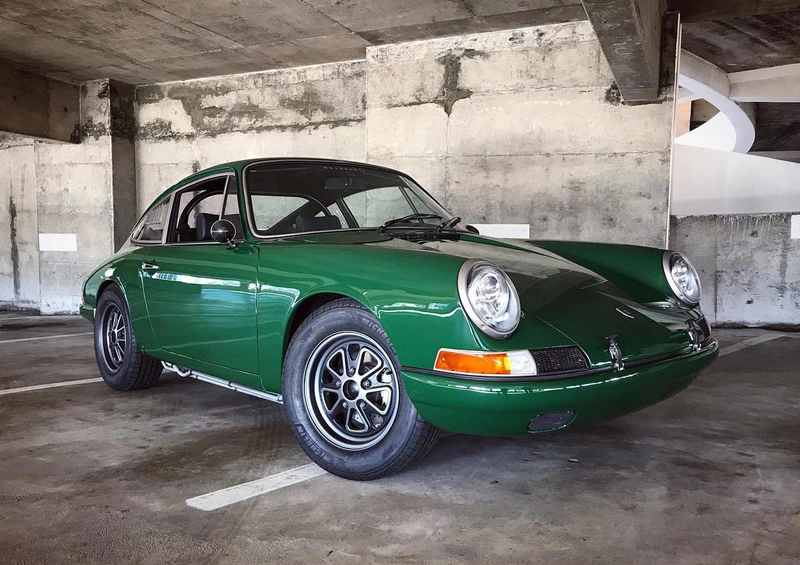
186;463;328;511
719;334;785;357
0;377;103;396
0;332;92;345
0;315;79;321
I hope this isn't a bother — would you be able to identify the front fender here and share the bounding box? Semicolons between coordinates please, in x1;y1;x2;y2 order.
257;243;576;392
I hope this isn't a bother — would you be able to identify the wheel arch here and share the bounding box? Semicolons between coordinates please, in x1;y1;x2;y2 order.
284;291;364;355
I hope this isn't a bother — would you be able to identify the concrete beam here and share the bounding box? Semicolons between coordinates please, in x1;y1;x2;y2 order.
581;0;667;103
0;63;80;143
729;63;800;103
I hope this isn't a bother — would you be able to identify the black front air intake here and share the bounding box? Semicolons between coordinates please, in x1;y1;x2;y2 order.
532;347;589;375
526;411;575;433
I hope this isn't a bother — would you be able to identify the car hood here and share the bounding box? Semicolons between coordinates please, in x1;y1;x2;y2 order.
277;231;698;364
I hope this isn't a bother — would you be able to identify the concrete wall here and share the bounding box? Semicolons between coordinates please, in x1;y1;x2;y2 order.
671;214;800;327
135;61;367;209
365;22;677;247
0;139;39;308
670;144;800;327
135;22;677;249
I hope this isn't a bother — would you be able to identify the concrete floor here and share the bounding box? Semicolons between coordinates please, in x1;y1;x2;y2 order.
0;312;798;565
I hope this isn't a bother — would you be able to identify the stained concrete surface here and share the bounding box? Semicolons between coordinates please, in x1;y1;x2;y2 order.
0;312;798;564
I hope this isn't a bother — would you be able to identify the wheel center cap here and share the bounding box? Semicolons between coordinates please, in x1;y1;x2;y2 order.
343;380;360;400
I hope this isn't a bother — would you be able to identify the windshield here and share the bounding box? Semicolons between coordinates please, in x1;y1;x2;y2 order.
245;163;452;236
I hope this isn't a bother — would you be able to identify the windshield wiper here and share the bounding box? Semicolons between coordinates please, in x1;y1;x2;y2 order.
379;213;443;233
438;216;462;231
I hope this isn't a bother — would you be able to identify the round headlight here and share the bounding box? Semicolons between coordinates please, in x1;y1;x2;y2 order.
663;251;701;305
458;260;521;339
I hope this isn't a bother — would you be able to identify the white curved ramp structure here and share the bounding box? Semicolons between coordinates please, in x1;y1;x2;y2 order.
676;50;756;153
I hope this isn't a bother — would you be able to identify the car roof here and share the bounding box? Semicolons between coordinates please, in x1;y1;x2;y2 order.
203;157;406;178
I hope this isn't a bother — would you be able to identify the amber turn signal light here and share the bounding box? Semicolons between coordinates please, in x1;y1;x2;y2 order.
434;349;537;376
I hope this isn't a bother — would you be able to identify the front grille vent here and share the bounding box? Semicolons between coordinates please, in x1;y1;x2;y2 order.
532;347;589;375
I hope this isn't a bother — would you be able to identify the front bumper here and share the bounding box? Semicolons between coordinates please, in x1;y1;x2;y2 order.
79;304;95;322
401;338;718;436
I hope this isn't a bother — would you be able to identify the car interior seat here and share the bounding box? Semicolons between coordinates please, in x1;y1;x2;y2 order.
295;214;342;233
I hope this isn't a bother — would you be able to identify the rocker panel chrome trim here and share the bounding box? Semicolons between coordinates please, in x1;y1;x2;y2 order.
162;362;283;404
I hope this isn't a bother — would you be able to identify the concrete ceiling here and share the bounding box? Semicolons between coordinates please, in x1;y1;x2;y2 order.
2;0;800;86
682;7;800;72
0;0;587;85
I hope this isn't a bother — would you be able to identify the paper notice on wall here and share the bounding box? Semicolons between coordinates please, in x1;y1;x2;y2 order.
39;233;78;252
792;215;800;240
471;224;531;239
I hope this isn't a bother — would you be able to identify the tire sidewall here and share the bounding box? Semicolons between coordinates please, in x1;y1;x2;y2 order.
283;304;420;477
94;285;138;390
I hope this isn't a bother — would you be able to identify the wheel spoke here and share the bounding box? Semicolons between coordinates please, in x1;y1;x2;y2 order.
355;347;383;378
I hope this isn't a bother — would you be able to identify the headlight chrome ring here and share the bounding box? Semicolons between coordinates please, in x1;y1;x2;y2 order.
662;251;701;306
457;259;521;340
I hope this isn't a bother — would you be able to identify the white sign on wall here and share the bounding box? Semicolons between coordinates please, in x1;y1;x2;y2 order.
39;233;78;252
792;215;800;240
471;224;531;239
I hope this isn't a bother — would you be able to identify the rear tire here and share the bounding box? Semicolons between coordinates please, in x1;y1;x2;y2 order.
283;298;441;480
94;284;162;391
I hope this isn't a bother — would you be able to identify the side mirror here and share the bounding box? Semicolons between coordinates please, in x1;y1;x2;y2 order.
465;224;479;234
211;219;237;248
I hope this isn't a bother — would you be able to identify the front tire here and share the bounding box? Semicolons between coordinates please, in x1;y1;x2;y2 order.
283;298;440;480
94;284;162;391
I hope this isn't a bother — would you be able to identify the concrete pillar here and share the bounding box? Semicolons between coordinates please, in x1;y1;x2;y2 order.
0;63;80;143
33;79;138;314
581;0;668;103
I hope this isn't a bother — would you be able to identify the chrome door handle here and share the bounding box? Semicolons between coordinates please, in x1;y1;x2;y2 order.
141;262;159;271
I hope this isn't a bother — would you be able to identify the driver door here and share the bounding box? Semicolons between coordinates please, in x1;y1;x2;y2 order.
140;173;261;386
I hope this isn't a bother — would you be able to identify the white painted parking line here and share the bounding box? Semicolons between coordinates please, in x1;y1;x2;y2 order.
0;315;80;321
0;377;103;396
0;332;92;345
719;334;785;357
186;463;328;511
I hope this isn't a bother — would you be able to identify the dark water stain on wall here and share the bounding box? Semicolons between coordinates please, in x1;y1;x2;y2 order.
436;50;475;116
279;87;335;121
605;82;622;105
8;195;20;300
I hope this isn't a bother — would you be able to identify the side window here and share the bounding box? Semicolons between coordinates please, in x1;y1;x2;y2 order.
343;186;416;227
169;176;236;243
132;198;170;242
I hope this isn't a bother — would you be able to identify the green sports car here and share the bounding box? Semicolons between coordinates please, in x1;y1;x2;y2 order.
80;158;718;480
